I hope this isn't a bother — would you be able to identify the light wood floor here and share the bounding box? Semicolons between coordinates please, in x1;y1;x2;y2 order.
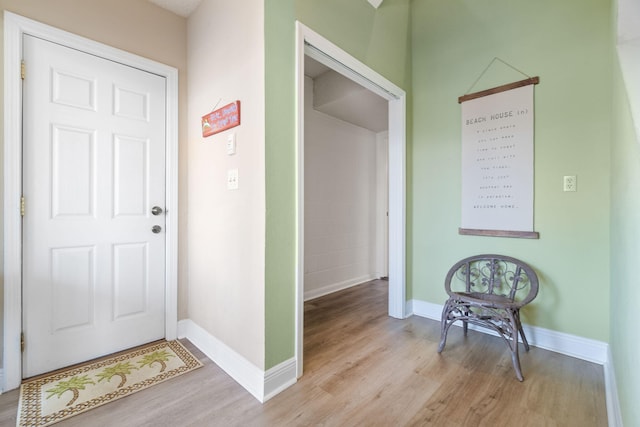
0;280;607;426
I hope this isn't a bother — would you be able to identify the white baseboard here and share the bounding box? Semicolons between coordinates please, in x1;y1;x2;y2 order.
408;299;440;323
178;319;296;403
264;358;297;402
304;274;376;301
0;369;4;394
604;346;623;427
178;320;264;401
410;299;608;364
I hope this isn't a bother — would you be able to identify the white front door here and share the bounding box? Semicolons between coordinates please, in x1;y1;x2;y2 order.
22;34;167;378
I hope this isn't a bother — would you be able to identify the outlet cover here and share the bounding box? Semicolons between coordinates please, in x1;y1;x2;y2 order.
563;175;577;192
227;169;239;190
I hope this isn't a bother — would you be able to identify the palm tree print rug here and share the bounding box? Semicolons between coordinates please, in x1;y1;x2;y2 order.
17;340;203;427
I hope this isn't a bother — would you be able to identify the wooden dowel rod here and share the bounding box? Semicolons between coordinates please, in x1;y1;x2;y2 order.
458;228;540;239
459;77;539;104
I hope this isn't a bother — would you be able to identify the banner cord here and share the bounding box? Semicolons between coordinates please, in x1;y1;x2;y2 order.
465;57;532;95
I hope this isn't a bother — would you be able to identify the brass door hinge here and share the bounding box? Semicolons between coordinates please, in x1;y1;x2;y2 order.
21;60;25;80
21;332;25;352
20;196;25;217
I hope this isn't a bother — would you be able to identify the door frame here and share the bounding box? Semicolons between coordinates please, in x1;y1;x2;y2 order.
3;12;179;392
295;22;407;377
375;132;390;279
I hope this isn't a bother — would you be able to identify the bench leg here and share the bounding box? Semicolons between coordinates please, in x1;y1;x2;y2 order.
514;309;530;351
507;310;524;381
438;301;450;353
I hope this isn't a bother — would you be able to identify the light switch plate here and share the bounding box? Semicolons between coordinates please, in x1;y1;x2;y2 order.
226;133;236;155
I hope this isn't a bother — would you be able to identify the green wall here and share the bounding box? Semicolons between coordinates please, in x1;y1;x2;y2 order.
610;55;640;425
264;0;411;369
265;0;296;369
265;0;614;369
410;0;612;340
295;0;411;89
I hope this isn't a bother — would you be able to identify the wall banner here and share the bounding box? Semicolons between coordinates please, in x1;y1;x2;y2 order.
459;78;539;239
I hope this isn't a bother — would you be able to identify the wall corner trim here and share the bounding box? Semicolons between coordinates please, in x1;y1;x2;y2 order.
264;358;297;402
177;319;296;403
604;346;624;427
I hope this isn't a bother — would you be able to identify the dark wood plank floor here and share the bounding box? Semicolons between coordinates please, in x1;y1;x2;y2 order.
0;280;607;426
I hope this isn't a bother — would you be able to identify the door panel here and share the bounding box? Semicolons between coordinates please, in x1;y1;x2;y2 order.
22;35;167;377
114;135;149;216
51;246;95;331
52;126;96;217
113;242;149;319
52;68;96;111
114;86;150;121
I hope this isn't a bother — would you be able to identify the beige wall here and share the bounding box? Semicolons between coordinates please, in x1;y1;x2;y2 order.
187;0;266;368
0;0;189;367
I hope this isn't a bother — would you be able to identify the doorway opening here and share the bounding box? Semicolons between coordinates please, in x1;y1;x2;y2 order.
302;54;389;301
295;22;407;377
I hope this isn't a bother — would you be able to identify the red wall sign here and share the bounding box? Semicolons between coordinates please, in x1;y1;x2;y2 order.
202;100;241;137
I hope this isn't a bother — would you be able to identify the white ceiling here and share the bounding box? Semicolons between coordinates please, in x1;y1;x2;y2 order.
148;0;382;17
148;0;202;17
618;0;640;43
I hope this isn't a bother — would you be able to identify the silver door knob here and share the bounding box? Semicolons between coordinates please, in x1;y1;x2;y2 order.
151;225;162;234
151;206;163;216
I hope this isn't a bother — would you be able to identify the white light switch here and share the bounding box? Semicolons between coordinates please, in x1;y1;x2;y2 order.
226;133;236;155
227;169;239;190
